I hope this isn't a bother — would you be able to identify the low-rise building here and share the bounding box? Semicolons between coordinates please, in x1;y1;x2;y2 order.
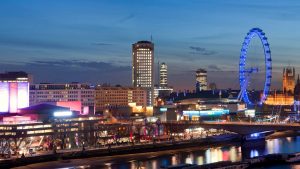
95;86;147;113
0;71;31;113
29;83;95;114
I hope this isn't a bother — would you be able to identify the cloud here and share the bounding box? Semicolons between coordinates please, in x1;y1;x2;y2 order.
207;65;222;71
189;46;205;52
203;51;217;56
193;33;235;40
118;14;135;23
91;42;112;46
189;46;217;56
33;60;130;72
0;36;80;51
0;60;131;85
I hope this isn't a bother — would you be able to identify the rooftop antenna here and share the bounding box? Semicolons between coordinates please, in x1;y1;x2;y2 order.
151;34;159;87
158;60;160;87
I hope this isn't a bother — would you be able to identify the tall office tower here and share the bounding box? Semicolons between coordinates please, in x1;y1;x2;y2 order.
132;41;154;106
0;71;30;113
283;67;295;94
159;62;168;88
196;69;208;92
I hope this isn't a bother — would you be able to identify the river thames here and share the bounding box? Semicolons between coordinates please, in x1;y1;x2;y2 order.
15;136;300;169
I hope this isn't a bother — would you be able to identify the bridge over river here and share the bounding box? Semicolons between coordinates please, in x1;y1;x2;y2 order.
163;121;300;136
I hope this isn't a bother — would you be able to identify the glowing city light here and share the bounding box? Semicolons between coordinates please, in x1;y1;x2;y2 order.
0;82;9;112
9;82;18;113
17;82;29;109
53;111;73;117
183;109;230;117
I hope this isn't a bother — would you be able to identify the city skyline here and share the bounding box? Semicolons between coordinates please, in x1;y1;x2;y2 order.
1;1;300;90
2;1;300;168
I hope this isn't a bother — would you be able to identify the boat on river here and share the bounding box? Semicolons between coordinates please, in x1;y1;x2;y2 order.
286;152;300;163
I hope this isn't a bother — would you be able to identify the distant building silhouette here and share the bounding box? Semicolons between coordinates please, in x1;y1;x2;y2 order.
283;67;295;94
159;62;168;88
294;75;300;101
209;82;217;90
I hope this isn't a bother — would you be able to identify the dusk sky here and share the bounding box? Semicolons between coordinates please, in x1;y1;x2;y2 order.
1;0;300;90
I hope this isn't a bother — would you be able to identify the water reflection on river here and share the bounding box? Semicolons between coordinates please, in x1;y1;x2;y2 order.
101;137;300;169
34;136;300;169
105;146;242;169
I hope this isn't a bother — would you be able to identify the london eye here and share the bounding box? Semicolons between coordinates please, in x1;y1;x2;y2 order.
238;28;272;105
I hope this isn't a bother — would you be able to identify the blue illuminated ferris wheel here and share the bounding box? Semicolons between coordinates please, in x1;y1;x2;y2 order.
239;28;272;105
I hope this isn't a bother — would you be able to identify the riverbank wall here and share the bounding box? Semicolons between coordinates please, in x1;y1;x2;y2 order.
0;134;240;168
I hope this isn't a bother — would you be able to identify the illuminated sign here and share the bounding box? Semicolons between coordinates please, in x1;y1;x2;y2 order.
160;108;167;112
245;109;255;117
53;111;73;117
183;109;229;117
146;117;158;122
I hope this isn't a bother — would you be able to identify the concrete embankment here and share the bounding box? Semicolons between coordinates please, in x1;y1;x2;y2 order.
0;134;240;169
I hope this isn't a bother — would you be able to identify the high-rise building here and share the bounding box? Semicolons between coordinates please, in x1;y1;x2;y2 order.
132;41;154;106
196;69;208;92
0;72;30;113
154;62;173;105
283;67;295;94
159;62;168;88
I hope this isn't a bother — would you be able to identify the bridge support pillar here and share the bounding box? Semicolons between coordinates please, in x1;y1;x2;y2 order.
240;133;266;160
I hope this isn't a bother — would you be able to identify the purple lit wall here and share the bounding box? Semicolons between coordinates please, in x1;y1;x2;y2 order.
0;82;29;113
17;82;29;109
9;82;18;113
0;82;9;112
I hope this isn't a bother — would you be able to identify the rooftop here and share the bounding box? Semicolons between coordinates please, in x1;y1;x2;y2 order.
0;71;29;81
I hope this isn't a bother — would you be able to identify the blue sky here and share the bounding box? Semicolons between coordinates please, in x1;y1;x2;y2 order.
0;0;300;90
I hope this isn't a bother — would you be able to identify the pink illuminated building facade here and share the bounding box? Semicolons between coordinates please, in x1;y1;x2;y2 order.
29;83;95;114
56;101;83;115
0;72;30;113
